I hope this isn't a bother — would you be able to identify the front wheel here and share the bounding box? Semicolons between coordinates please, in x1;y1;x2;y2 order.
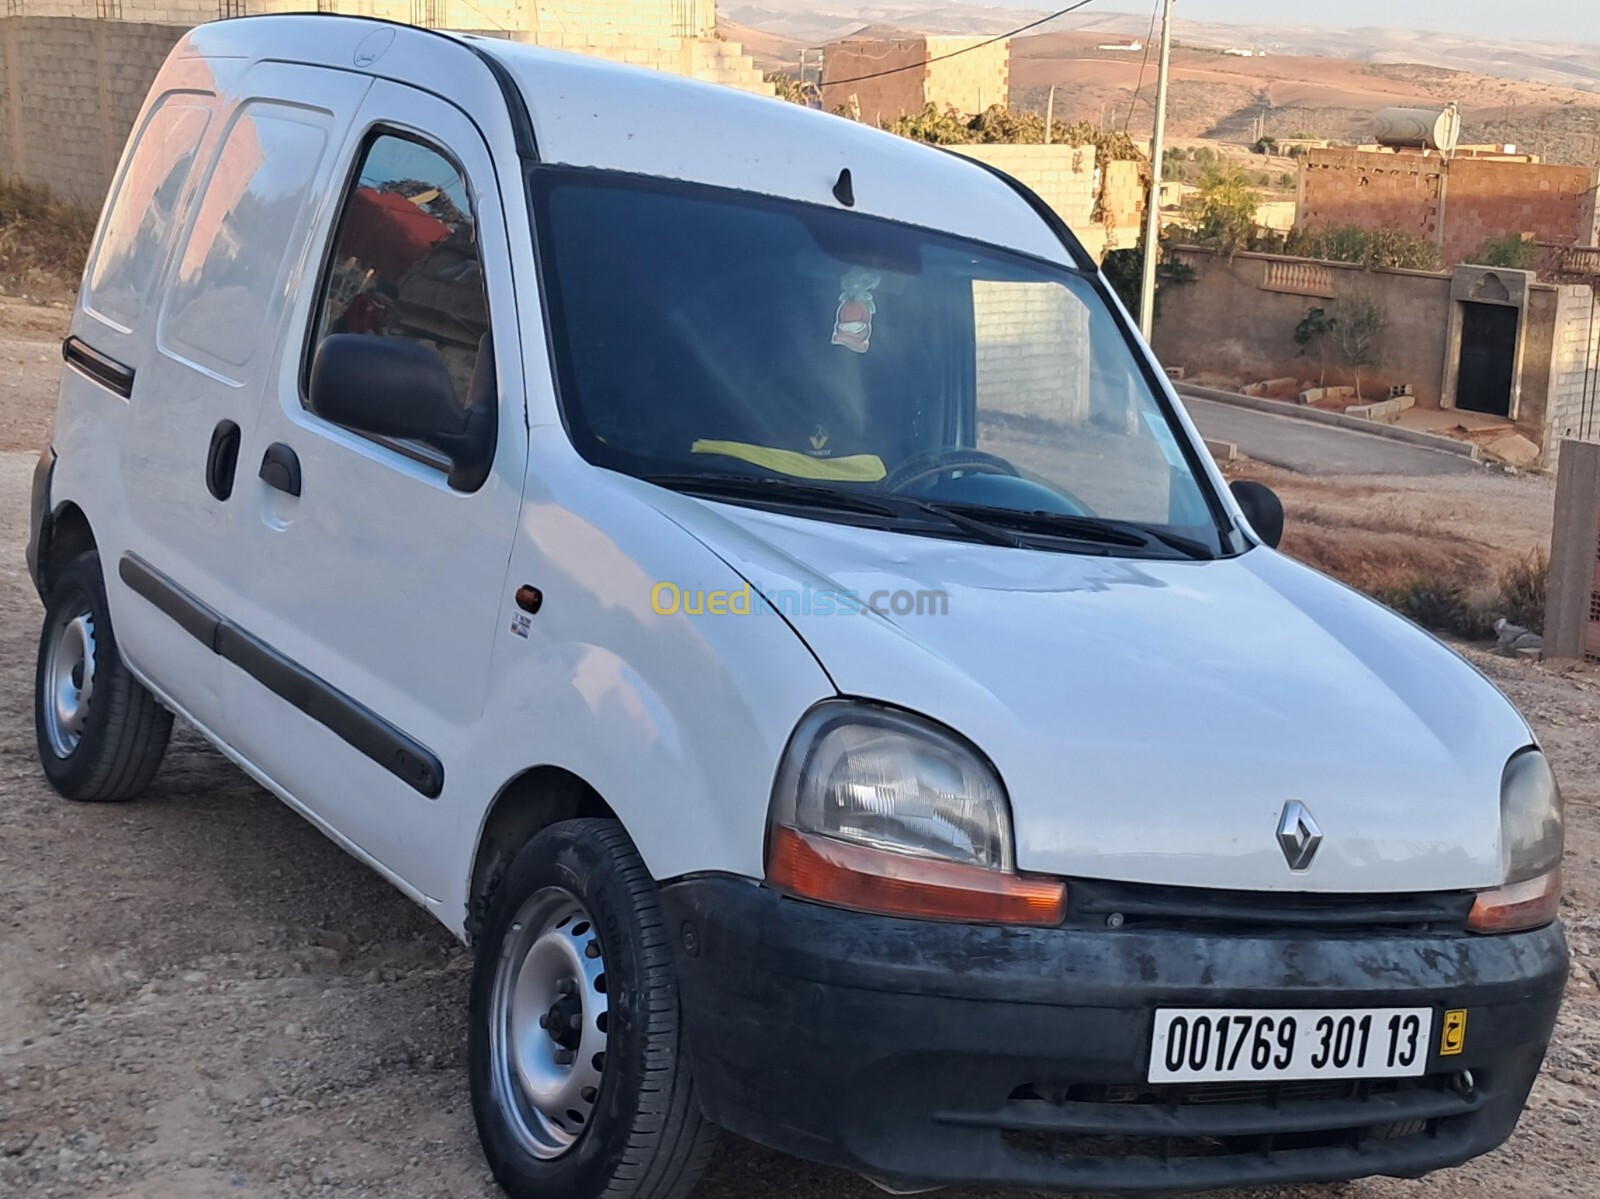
469;819;718;1199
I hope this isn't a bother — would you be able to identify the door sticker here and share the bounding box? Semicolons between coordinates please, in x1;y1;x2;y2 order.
1440;1009;1467;1056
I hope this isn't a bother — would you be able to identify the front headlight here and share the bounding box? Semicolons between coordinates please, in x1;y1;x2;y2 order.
766;701;1064;925
1469;748;1564;934
1499;748;1563;884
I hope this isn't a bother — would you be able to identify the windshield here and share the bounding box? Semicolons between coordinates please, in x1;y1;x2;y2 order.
534;170;1226;558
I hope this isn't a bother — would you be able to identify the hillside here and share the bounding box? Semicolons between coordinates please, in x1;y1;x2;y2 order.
1011;36;1600;163
726;5;1600;164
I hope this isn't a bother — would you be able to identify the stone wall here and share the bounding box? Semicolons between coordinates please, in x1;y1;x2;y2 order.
1154;248;1457;405
821;36;1008;124
1298;148;1600;267
0;16;188;207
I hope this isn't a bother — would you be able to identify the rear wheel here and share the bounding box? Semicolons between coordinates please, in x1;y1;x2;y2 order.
469;818;717;1199
34;550;172;801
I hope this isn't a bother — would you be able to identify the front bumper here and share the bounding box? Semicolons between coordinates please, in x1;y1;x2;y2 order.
660;877;1568;1194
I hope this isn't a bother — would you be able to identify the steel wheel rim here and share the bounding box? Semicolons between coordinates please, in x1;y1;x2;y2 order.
490;887;610;1160
43;608;97;758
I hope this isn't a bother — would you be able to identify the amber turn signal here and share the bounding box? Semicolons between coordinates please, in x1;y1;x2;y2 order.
766;826;1067;925
1467;868;1562;934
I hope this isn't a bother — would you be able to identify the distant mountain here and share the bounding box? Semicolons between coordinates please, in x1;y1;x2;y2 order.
724;3;1600;93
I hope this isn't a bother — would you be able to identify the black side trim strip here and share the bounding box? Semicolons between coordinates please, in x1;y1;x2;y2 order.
119;554;223;651
118;553;445;799
63;336;135;399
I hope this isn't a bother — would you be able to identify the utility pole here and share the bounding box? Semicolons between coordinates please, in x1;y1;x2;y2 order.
1138;0;1175;341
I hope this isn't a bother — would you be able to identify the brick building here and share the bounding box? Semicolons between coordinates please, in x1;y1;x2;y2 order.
820;36;1009;124
1297;147;1600;268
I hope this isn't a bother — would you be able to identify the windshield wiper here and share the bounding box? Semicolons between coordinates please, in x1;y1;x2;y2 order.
641;473;1212;558
924;502;1215;560
642;472;1024;547
641;472;903;517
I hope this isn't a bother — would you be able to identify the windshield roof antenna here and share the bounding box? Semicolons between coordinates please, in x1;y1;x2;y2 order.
832;168;855;207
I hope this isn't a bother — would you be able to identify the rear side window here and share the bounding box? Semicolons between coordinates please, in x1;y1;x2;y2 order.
307;132;487;407
84;95;212;331
161;102;331;375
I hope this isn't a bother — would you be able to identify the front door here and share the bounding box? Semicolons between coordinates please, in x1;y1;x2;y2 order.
1457;302;1518;417
219;82;528;905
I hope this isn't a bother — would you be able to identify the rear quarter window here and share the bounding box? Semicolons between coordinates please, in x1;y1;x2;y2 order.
83;94;213;332
160;102;332;379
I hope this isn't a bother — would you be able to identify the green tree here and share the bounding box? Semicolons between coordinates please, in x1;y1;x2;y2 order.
1293;306;1335;388
1330;294;1388;401
1179;165;1262;257
1102;231;1196;325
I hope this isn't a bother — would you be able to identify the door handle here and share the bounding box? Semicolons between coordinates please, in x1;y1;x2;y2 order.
205;419;242;501
259;442;302;497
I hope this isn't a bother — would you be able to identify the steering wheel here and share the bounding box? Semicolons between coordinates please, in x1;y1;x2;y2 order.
883;448;1020;493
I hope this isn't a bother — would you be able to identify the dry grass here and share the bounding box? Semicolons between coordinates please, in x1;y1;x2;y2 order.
1283;512;1549;641
1497;549;1550;635
0;179;94;295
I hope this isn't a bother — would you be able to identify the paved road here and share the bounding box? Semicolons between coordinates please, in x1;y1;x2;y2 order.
1181;395;1482;477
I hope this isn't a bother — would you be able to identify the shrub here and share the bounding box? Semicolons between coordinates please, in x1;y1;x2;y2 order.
1283;224;1442;271
1470;234;1536;270
1373;577;1495;640
0;178;94;289
1496;549;1548;635
884;104;1147;170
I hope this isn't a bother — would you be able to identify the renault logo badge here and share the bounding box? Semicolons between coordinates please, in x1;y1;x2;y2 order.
1277;801;1322;871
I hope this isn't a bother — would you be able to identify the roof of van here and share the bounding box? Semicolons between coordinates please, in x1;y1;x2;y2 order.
178;16;1078;267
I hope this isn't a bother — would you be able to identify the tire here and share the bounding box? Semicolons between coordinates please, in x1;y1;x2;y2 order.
34;550;173;802
469;818;718;1199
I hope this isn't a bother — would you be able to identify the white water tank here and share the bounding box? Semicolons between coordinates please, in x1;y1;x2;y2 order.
1374;106;1461;153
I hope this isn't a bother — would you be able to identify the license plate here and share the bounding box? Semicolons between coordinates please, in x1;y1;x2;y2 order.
1149;1007;1434;1084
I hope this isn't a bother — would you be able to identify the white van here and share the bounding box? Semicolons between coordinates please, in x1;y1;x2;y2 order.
27;15;1566;1199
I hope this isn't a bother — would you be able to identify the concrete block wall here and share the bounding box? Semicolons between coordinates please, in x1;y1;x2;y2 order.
0;16;188;207
1298;148;1600;267
1153;247;1456;406
973;279;1091;424
820;35;1007;124
820;39;927;122
1545;285;1600;474
922;36;1007;116
949;143;1096;229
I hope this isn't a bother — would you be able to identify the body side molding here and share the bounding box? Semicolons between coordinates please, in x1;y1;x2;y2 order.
117;553;444;797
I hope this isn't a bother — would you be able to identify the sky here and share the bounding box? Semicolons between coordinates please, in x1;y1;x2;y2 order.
1099;0;1585;45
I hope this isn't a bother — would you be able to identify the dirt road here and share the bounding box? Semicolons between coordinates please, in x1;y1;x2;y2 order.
1;305;1597;1199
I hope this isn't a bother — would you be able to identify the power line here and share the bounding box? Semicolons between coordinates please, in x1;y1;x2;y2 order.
1122;0;1163;134
823;0;1101;89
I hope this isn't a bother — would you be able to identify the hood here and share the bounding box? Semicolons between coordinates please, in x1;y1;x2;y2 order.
642;490;1532;895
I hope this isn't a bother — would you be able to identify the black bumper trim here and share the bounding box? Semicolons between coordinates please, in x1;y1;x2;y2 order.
941;1084;1483;1138
660;876;1567;1192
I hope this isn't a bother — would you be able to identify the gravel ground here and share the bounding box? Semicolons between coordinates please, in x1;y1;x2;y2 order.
1;301;1597;1198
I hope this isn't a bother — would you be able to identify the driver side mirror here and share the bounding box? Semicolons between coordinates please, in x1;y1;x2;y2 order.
1229;480;1284;549
309;333;497;492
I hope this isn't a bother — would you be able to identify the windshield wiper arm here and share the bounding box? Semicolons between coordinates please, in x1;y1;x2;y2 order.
641;472;903;518
642;473;1025;547
927;503;1214;560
